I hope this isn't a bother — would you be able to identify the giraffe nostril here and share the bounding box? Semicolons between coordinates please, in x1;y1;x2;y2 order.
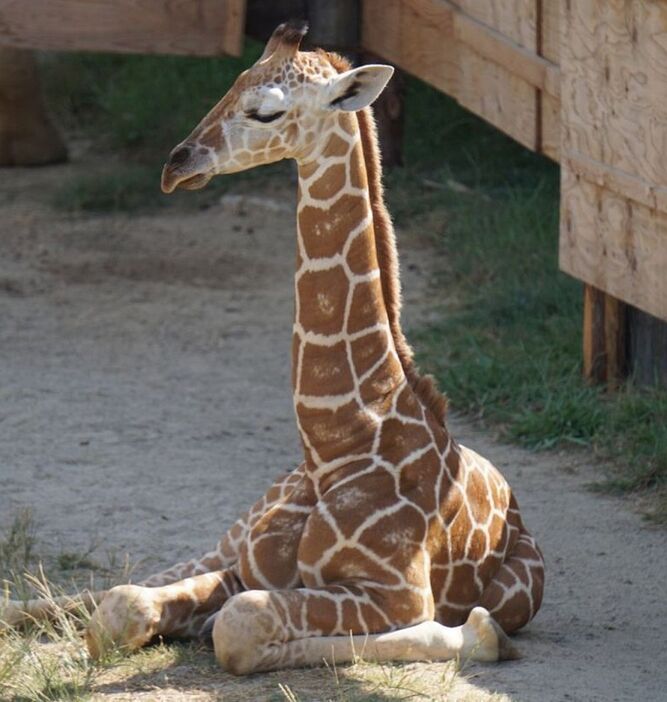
169;146;191;168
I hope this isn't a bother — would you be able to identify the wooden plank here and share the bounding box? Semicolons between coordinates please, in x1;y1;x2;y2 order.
0;0;246;56
362;0;556;151
307;0;359;49
582;284;607;384
567;152;667;214
603;292;626;387
560;0;667;322
454;10;559;98
0;47;67;165
361;0;460;97
540;0;561;63
561;0;667;186
560;168;667;322
457;44;538;150
541;91;560;161
245;1;306;43
453;0;537;49
628;306;667;386
538;0;561;161
582;285;626;386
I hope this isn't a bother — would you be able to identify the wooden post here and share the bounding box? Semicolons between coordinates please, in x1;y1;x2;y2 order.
582;285;626;388
245;0;307;43
307;0;359;49
627;307;667;387
0;47;67;166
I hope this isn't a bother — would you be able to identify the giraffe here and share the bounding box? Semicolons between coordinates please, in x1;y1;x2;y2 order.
1;22;544;673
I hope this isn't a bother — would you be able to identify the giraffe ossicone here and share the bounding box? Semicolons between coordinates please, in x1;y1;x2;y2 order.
2;21;543;674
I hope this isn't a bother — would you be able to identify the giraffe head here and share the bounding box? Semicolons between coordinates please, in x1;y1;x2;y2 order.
161;21;393;193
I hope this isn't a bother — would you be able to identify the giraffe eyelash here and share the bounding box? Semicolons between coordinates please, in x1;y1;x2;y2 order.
245;110;286;123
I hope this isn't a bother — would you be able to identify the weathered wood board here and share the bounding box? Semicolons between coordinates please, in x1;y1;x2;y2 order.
0;0;246;56
540;0;561;161
560;0;667;321
453;0;536;49
362;0;460;98
362;0;559;154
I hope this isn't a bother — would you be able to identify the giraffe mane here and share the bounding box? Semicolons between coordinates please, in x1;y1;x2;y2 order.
318;50;448;424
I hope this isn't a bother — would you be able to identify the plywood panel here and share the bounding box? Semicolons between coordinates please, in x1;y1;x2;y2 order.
539;0;562;161
560;0;667;320
541;0;561;63
363;0;541;149
560;166;667;321
0;0;245;56
541;91;560;161
562;0;667;186
454;0;537;49
362;0;460;97
457;45;537;150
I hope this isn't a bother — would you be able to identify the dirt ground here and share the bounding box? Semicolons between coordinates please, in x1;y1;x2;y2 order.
1;152;666;702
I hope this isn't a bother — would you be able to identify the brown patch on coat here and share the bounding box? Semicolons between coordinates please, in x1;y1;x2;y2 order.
318;467;398;539
299;194;366;259
347;277;386;334
350;329;388;377
399;448;441;513
296;399;375;462
346;224;379;274
297;266;349;335
358;354;403;408
378;418;432;465
299;340;354;396
447;562;483;606
309;163;346;200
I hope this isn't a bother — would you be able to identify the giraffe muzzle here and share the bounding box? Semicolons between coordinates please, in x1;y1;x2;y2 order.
161;144;214;194
161;168;212;194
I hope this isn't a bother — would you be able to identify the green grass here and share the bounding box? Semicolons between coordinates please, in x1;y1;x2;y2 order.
389;78;667;521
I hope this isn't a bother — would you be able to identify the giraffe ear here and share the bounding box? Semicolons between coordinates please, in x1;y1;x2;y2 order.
325;65;394;112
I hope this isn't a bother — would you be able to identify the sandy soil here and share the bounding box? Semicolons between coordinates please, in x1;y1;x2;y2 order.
0;156;665;702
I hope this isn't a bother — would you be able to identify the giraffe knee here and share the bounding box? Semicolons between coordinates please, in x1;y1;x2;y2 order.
212;590;278;675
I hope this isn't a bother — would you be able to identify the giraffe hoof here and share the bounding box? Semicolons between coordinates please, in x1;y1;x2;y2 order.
464;607;521;662
85;585;161;660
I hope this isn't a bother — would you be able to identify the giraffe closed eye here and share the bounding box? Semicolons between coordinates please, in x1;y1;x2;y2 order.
245;110;286;123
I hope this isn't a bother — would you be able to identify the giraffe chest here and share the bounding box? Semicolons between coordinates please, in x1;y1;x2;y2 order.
237;475;317;591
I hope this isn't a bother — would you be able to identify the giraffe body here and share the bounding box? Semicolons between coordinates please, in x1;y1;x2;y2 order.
2;23;543;673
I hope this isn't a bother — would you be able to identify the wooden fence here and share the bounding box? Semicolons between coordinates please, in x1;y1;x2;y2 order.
0;0;245;56
362;0;667;384
0;0;665;384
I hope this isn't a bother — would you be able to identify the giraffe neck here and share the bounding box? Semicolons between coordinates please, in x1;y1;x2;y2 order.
293;111;407;472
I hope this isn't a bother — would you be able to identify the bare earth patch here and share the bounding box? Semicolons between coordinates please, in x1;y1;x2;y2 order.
1;154;666;701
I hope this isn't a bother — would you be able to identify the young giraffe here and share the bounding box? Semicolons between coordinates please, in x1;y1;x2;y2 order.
1;23;544;672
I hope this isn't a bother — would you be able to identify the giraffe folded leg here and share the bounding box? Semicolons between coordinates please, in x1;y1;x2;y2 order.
480;529;545;633
1;590;103;631
2;464;308;633
211;588;518;675
85;569;242;659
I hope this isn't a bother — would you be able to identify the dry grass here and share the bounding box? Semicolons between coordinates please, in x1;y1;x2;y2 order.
1;513;509;702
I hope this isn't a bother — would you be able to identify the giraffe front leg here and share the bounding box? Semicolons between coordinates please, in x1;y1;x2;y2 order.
211;587;518;675
86;569;242;659
1;590;103;631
